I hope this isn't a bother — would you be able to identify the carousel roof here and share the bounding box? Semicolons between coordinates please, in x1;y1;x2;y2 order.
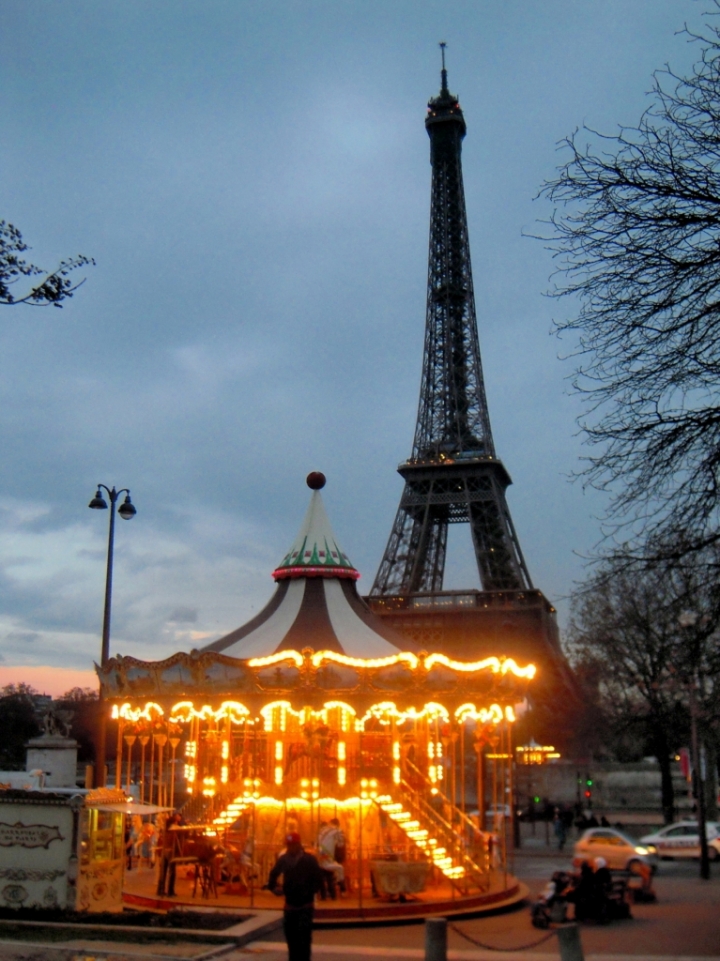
272;479;359;581
201;473;411;660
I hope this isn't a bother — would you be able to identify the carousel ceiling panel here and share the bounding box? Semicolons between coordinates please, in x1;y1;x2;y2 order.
423;664;459;693
255;664;302;689
369;662;416;692
121;664;158;697
200;657;255;692
157;660;195;690
314;663;360;691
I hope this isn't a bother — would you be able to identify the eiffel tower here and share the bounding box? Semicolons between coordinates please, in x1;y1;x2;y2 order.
371;49;532;598
368;54;578;728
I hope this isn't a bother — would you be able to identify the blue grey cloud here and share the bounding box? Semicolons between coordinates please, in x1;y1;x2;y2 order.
0;0;701;673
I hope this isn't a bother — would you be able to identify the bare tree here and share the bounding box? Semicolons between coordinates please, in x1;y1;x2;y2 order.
539;8;720;559
567;546;720;823
0;220;94;307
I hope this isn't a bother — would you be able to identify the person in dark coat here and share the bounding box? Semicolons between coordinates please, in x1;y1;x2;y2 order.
592;855;613;921
568;860;595;921
267;832;324;961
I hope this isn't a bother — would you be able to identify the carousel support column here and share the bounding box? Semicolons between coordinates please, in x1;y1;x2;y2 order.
508;716;518;864
451;725;459;889
194;715;201;804
139;736;149;803
249;718;258;911
149;732;155;806
225;714;232;797
460;719;465;823
169;737;180;809
501;721;508;890
124;735;136;793
474;722;485;871
156;734;167;809
358;794;363;915
116;717;124;790
460;720;468;895
492;730;500;870
358;727;365;915
250;798;256;908
448;718;455;903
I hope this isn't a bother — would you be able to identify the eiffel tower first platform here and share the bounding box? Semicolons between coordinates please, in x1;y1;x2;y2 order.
367;54;577;731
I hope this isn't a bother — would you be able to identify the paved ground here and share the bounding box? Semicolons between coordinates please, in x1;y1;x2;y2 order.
0;854;717;961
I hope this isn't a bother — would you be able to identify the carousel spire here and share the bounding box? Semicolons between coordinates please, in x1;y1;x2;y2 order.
272;472;359;581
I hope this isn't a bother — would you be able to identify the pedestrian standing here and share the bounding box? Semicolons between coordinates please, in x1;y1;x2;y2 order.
267;831;324;961
317;819;346;896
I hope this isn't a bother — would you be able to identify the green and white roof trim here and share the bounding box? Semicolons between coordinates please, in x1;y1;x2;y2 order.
273;475;359;581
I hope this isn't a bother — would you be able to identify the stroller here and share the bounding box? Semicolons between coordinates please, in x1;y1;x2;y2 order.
530;870;574;928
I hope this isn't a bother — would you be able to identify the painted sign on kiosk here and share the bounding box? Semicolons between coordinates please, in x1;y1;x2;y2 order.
0;789;127;912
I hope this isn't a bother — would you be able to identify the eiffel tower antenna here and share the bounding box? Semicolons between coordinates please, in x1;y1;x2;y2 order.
371;62;532;596
439;41;448;93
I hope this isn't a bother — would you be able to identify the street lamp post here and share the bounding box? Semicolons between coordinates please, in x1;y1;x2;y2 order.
677;610;711;881
89;484;136;786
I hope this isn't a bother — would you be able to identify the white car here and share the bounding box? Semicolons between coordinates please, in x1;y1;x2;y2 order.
573;827;657;872
640;821;720;861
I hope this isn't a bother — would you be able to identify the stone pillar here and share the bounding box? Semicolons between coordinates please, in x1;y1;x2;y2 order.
26;735;79;788
425;918;447;961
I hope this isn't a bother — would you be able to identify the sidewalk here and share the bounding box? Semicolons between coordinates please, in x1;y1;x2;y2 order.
244;940;720;961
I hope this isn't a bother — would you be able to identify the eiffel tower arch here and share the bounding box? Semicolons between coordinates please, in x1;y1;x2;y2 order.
366;56;578;732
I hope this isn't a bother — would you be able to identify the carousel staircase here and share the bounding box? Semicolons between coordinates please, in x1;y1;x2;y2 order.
375;786;487;891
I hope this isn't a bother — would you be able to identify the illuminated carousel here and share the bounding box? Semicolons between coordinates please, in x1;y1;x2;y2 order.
100;474;535;920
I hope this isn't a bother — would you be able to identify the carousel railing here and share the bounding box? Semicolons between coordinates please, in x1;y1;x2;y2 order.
401;760;492;887
397;780;489;893
373;784;488;895
404;759;491;868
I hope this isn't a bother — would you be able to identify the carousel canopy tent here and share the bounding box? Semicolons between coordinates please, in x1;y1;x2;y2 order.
201;474;412;659
97;474;532;710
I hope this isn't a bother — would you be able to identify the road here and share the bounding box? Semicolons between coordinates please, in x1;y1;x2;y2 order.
308;854;720;959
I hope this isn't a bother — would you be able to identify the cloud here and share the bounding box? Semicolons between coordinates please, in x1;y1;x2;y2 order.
0;0;703;683
0;500;279;671
4;631;40;644
167;607;198;624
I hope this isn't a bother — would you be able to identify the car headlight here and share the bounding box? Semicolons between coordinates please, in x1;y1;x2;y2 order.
645;844;657;854
634;846;649;855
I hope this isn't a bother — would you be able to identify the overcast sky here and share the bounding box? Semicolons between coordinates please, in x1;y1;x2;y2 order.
0;0;705;695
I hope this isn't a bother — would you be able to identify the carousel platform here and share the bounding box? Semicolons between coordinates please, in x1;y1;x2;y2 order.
122;864;528;924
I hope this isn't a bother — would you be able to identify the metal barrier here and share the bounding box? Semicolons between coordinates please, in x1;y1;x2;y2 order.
424;917;585;961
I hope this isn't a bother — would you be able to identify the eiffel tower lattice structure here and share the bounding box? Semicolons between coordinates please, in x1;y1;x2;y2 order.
371;53;531;598
367;55;579;727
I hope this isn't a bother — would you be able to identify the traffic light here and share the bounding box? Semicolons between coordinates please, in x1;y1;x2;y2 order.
584;774;593;804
